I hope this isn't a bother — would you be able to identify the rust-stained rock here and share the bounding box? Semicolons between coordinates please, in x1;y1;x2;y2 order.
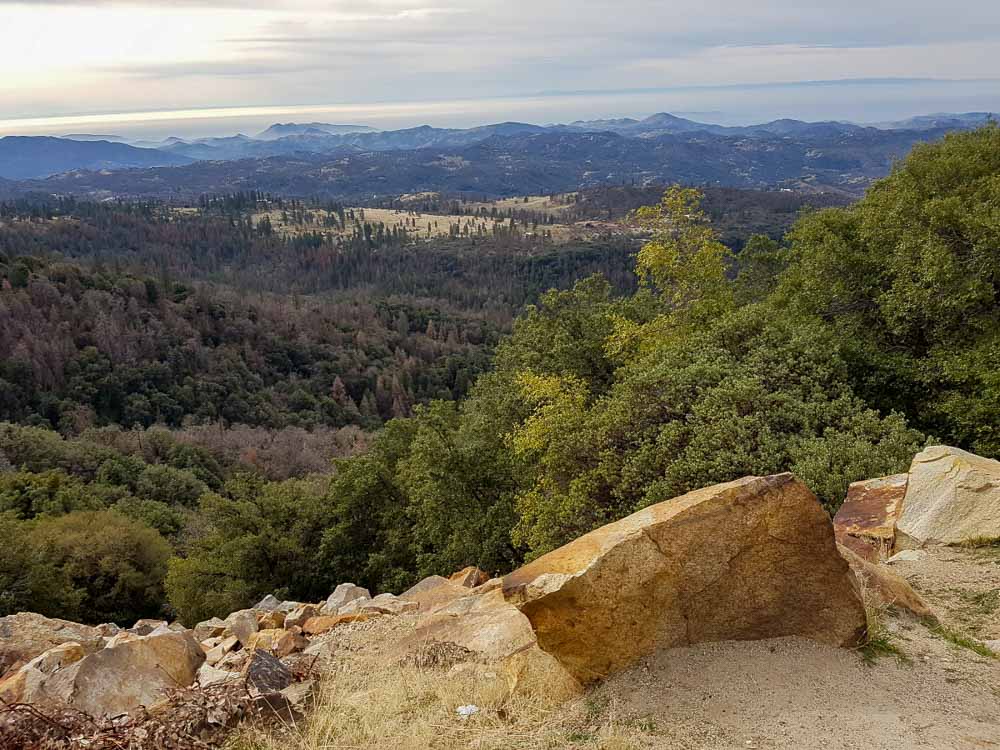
502;474;867;683
838;544;937;621
257;610;286;630
449;566;490;588
284;604;318;629
401;576;470;613
0;613;103;679
246;628;307;658
833;474;907;561
302;613;378;635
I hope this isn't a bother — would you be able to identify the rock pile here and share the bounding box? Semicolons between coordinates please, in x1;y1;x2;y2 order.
5;452;991;740
834;445;1000;557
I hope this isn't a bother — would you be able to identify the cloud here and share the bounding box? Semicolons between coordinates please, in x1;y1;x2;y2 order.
1;0;999;130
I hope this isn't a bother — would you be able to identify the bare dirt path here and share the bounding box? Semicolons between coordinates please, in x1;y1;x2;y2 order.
592;546;1000;749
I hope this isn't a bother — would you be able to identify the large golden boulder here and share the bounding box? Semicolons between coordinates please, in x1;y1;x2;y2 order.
502;474;866;683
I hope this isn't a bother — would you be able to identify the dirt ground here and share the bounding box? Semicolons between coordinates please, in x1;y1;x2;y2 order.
593;545;1000;750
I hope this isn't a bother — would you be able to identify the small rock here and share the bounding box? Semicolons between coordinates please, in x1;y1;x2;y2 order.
197;663;239;687
246;629;306;658
360;593;419;616
205;635;239;666
254;594;283;611
224;609;259;646
322;583;371;615
456;704;479;720
193;617;227;641
257;610;286;630
243;650;292;695
280;678;315;708
302;613;377;635
887;550;926;564
285;604;318;629
129;619;168;636
449;566;490;588
985;640;1000;653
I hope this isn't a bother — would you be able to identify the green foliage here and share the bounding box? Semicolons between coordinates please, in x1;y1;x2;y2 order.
28;510;171;624
165;475;337;624
776;125;1000;455
0;513;81;619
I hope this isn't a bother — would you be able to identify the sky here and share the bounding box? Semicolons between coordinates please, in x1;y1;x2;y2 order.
1;0;999;138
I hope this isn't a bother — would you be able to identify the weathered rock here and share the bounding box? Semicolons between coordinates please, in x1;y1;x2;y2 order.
246;628;306;658
449;566;490;588
130;619;169;636
897;446;1000;547
200;636;223;651
0;642;85;705
403;588;581;698
94;623;121;638
193;617;227;641
302;613;377;635
197;662;239;687
257;610;286;630
887;549;926;564
321;583;371;615
838;544;937;621
205;635;239;666
401;576;470;612
502;474;867;683
242;650;292;695
0;612;103;678
406;588;537;661
104;632;140;648
833;474;907;561
360;593;419;616
276;600;301;613
224;609;259;646
985;639;1000;654
280;678;316;708
253;594;282;612
67;630;205;717
284;604;318;629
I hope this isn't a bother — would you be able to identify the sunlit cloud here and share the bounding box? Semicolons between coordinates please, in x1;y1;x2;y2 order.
1;0;998;135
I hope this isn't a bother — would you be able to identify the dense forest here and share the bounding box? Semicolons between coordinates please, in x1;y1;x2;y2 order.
3;126;998;627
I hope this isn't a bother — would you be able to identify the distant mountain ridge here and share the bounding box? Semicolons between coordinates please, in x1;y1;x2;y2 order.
256;122;379;139
0;136;193;179
0;111;992;193
9;123;967;200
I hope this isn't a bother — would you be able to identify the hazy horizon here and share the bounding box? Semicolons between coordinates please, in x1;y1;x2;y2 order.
2;79;998;141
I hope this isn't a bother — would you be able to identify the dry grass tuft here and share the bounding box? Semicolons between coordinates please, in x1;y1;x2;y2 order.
226;647;649;750
856;569;909;665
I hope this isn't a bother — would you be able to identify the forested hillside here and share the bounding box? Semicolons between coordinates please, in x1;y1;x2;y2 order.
3;126;998;629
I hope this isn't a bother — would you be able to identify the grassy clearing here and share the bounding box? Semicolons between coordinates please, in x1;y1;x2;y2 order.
226;651;653;750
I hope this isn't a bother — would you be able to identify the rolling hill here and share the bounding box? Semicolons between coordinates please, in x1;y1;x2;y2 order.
0;136;193;179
